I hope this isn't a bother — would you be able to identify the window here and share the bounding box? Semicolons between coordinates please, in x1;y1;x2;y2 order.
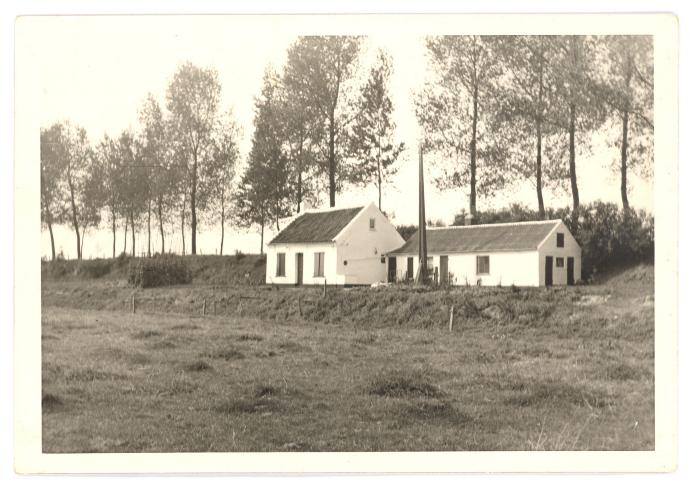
556;233;565;248
275;252;285;277
369;218;376;230
313;252;325;277
476;256;490;275
556;257;564;268
407;257;414;280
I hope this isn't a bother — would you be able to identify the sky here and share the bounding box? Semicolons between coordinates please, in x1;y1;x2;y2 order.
37;16;654;258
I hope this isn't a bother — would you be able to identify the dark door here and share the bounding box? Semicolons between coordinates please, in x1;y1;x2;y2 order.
567;257;575;286
388;257;397;283
545;256;553;287
296;253;303;286
440;255;449;284
407;257;414;280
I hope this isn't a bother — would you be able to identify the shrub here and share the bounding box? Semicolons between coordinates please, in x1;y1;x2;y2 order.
74;259;112;279
127;255;192;288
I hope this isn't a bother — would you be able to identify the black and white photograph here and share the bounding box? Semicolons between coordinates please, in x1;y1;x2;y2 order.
12;12;679;474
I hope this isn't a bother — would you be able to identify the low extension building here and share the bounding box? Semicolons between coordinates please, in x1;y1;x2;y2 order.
385;220;581;287
266;203;405;286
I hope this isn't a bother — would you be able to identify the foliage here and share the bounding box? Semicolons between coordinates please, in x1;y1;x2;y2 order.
346;50;405;210
416;35;507;215
127;255;192;288
284;36;364;206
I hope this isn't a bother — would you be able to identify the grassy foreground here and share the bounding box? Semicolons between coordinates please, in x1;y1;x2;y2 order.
41;265;654;452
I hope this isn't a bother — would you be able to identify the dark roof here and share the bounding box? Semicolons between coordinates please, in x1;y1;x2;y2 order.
388;221;560;255
269;207;364;245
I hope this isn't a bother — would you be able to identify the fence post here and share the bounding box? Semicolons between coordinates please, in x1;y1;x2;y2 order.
202;299;207;316
298;297;303;317
131;294;135;314
449;305;454;332
323;278;327;297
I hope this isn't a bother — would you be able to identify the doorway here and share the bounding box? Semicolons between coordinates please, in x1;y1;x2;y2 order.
296;253;303;286
545;256;553;287
567;257;575;286
439;255;449;284
388;257;397;283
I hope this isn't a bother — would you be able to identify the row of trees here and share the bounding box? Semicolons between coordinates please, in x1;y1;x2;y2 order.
417;35;653;220
41;35;653;260
41;62;241;260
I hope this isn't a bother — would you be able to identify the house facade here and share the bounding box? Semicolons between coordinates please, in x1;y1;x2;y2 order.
266;203;405;286
386;220;581;287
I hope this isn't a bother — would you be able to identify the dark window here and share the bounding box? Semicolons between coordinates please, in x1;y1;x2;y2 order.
343;260;348;266
313;252;325;277
407;257;414;280
369;218;376;230
380;257;386;264
556;257;564;268
276;253;285;277
476;256;490;275
556;233;565;247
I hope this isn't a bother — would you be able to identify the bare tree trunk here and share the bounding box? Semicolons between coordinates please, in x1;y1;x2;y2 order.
123;216;128;255
190;154;198;255
130;209;136;257
620;109;630;212
80;226;86;259
259;218;265;254
329;116;336;207
296;135;303;213
67;174;81;259
111;208;116;258
146;199;152;257
47;220;56;261
377;138;382;211
219;192;225;256
469;83;478;217
568;103;579;212
157;196;165;255
180;194;186;256
535;118;545;219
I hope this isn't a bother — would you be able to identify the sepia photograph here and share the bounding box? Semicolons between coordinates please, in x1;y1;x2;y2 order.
12;12;679;473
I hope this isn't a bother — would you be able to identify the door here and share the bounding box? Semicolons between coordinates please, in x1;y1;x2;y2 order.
545;256;553;287
407;257;414;280
566;257;575;286
439;255;449;284
388;257;397;283
296;253;303;286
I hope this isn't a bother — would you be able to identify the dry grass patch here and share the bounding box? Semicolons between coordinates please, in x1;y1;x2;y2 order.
368;370;444;398
184;360;212;372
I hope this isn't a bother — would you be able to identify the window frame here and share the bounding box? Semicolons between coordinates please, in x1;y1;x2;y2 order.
556;257;564;268
556;233;565;248
313;252;325;278
476;255;490;275
275;252;286;277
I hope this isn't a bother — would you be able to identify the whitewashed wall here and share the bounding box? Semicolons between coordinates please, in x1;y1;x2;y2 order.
392;250;540;287
334;203;406;285
265;203;405;286
266;243;337;286
537;221;582;285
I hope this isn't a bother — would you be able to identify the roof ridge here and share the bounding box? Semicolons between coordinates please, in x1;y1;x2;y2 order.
427;219;561;230
304;204;364;214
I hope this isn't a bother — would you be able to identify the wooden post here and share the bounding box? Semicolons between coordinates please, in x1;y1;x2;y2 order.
202;299;207;316
298;297;303;317
323;278;327;297
449;306;454;332
131;294;135;314
213;301;217;315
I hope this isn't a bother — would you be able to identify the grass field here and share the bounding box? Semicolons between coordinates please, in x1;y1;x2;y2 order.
41;264;654;452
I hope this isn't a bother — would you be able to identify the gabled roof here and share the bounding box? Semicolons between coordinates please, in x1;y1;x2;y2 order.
269;206;364;245
388;220;561;255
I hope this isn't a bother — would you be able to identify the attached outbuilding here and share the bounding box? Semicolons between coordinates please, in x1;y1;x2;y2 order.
266;203;405;286
386;220;581;287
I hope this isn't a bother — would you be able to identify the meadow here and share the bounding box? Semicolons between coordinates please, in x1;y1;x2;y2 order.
41;260;654;452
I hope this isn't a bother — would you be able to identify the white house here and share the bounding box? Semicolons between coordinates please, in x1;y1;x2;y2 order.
385;220;581;287
266;203;405;286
